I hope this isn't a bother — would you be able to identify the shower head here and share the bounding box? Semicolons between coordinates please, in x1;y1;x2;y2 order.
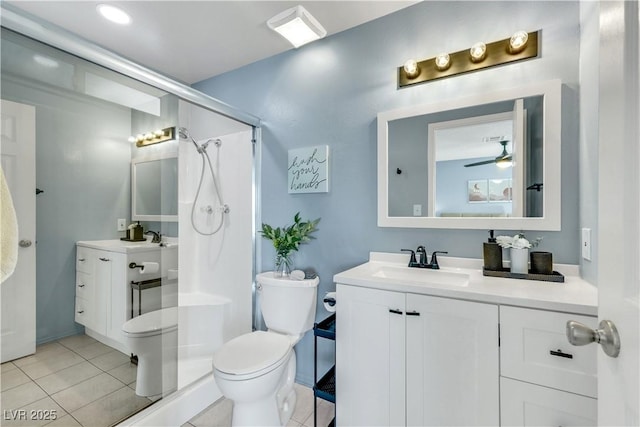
178;127;199;150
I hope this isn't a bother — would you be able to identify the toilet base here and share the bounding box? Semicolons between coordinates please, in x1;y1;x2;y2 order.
232;396;282;427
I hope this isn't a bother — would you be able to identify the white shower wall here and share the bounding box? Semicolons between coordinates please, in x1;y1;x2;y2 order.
178;101;254;343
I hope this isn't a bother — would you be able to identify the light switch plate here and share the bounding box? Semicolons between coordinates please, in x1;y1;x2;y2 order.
117;218;127;232
581;228;591;261
413;204;422;216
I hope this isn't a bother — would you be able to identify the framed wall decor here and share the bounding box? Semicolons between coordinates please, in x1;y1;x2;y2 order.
288;145;329;194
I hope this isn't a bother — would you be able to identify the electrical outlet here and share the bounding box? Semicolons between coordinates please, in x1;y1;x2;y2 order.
117;218;127;232
413;204;422;216
581;228;591;261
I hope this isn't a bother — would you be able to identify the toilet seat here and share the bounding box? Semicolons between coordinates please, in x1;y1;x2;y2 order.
122;306;178;338
213;331;292;381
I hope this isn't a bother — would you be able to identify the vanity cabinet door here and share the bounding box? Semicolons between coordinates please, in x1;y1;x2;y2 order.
336;284;406;426
406;294;499;426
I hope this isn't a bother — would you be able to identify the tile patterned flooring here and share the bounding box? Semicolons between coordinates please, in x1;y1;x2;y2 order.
2;335;335;427
1;335;152;427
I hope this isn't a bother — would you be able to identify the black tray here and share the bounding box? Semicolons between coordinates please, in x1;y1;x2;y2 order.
483;267;565;283
120;237;147;242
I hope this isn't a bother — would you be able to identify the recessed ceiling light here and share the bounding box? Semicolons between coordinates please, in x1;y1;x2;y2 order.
97;4;131;25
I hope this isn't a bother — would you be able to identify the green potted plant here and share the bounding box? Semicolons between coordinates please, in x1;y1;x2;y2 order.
260;212;320;277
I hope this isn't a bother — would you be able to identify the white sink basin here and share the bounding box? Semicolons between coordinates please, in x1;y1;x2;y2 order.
372;265;470;287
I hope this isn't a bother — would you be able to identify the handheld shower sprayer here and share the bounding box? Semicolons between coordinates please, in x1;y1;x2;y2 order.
179;126;227;235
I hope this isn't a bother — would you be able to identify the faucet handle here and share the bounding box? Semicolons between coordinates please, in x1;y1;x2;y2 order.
429;251;448;269
401;249;418;266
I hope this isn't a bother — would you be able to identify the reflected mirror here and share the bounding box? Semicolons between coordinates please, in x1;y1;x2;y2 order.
378;80;561;230
132;154;178;221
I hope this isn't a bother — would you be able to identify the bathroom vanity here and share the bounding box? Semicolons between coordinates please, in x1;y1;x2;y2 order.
334;252;597;426
75;239;178;353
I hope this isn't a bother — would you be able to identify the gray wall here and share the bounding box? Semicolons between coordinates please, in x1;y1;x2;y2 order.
194;1;582;386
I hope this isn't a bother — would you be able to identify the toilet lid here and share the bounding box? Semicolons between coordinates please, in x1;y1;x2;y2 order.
213;331;291;376
122;306;177;335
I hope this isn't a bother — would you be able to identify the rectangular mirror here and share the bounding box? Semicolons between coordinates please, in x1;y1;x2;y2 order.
378;80;561;230
132;153;178;222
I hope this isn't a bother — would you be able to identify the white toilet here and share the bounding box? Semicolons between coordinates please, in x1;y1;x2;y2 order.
212;271;319;426
122;306;178;397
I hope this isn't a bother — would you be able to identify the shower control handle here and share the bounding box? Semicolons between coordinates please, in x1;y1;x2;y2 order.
19;239;32;248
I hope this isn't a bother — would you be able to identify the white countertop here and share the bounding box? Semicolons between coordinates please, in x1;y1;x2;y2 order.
333;252;597;316
77;237;178;254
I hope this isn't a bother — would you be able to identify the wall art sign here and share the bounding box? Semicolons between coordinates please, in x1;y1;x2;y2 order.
288;145;329;194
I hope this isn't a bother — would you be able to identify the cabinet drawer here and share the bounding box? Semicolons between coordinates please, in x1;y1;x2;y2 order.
74;297;88;326
75;272;92;299
500;306;597;397
500;377;596;427
76;247;94;273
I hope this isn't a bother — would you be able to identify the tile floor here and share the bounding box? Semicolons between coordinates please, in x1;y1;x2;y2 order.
2;335;334;427
184;383;335;427
1;334;153;427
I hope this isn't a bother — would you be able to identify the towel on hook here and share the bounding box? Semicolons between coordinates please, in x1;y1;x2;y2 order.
1;166;19;283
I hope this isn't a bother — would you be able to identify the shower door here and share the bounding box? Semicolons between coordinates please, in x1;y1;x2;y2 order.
1;99;36;362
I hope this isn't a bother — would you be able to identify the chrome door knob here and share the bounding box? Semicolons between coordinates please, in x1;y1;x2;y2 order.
19;239;32;248
566;319;621;358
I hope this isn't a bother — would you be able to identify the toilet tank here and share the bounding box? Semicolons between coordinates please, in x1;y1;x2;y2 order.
257;272;319;336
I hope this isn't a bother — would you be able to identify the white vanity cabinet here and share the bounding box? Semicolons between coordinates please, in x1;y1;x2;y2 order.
336;284;500;426
75;240;177;353
499;306;598;426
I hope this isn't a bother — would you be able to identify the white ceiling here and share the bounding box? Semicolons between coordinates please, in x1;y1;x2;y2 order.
6;1;418;84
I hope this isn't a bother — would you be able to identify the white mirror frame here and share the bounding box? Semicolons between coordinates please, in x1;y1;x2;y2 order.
377;79;561;230
131;152;178;222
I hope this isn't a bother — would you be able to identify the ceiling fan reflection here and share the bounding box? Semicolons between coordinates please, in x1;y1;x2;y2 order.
464;140;512;168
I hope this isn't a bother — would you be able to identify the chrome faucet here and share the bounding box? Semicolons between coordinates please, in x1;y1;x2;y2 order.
401;247;448;269
145;230;161;244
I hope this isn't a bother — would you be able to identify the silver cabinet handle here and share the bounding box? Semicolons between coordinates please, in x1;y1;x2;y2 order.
78;284;85;288
77;310;84;314
78;258;86;262
99;257;110;262
19;240;32;248
566;319;621;358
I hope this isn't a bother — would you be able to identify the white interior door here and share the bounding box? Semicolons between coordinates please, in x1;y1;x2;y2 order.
1;99;36;362
596;1;640;425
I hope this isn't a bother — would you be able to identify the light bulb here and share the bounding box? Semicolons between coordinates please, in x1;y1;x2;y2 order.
496;159;513;169
509;31;529;54
403;59;420;78
469;42;487;63
434;53;451;71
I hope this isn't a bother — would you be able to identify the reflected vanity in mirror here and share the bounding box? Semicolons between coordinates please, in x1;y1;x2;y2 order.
132;154;178;222
378;79;561;230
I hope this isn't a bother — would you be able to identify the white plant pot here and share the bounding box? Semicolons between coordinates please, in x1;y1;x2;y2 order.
510;248;529;274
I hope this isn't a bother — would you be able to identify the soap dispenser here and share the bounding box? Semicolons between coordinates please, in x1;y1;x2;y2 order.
483;230;503;271
132;221;144;241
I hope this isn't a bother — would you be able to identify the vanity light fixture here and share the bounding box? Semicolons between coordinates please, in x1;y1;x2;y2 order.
267;5;327;48
398;30;539;88
96;4;131;25
129;127;175;147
